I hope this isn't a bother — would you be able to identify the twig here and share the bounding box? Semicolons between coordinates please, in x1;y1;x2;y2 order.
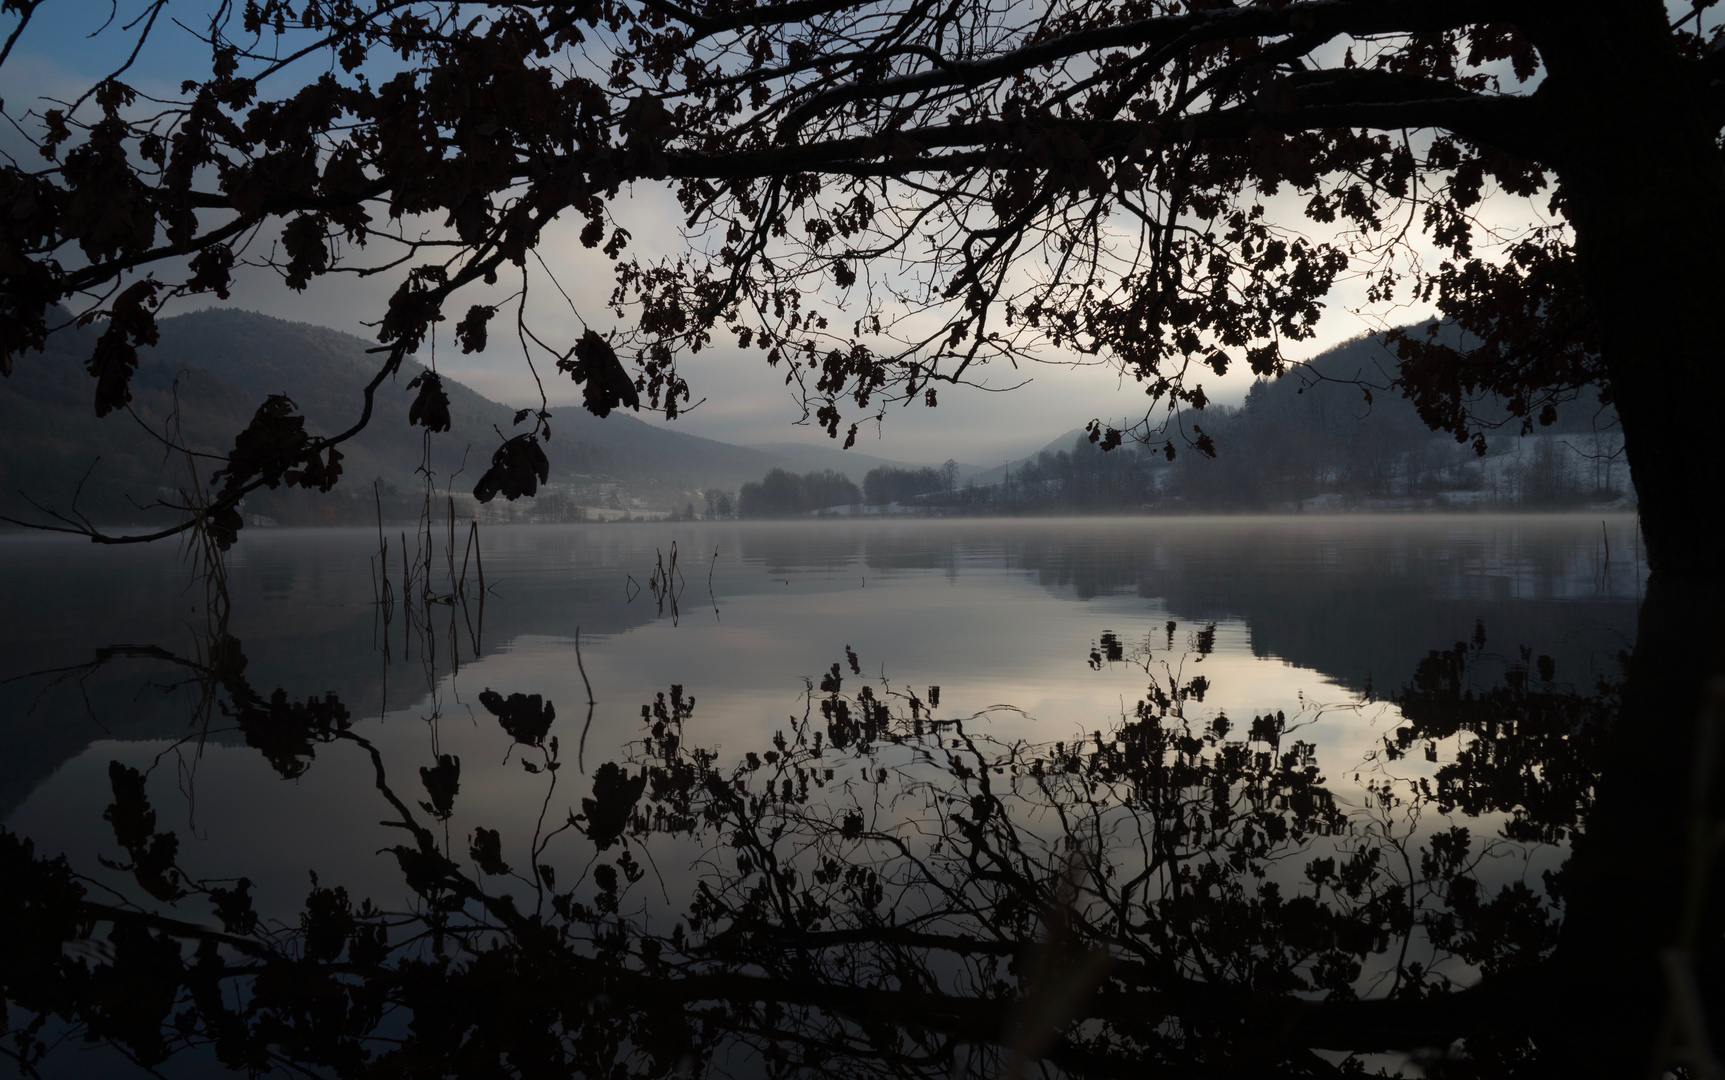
474;524;486;596
709;549;721;621
576;626;596;773
459;520;477;596
374;480;387;604
401;531;410;662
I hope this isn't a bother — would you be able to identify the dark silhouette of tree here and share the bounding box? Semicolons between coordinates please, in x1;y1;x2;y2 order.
6;623;1713;1079
739;467;860;516
862;465;945;506
0;0;1721;578
703;487;736;520
997;434;1161;511
5;9;1724;1067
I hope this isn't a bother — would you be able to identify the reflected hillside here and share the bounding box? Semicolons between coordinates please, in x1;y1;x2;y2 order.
0;519;1643;822
738;517;1643;692
0;527;661;818
1017;517;1642;692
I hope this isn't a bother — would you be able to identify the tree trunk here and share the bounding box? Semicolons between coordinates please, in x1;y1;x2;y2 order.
1532;0;1725;580
1521;576;1724;1077
1518;5;1725;1074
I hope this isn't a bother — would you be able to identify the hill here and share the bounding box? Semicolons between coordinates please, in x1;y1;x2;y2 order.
1;311;1627;529
920;330;1627;514
0;309;954;528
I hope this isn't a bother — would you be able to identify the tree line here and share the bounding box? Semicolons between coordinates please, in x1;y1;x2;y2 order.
737;468;861;518
733;461;977;517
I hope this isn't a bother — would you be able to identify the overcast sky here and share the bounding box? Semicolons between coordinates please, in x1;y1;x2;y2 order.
0;1;1554;467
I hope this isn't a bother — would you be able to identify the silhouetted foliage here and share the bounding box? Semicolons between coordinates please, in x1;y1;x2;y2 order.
4;618;1697;1080
205;394;346;538
560;330;643;419
472;434;550;504
233;687;354;780
579;762;647;851
404;371;452;434
479;690;556;748
3;0;1719;574
419;754;461;821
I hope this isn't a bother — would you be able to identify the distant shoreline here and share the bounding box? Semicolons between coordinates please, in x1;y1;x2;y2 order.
4;508;1645;542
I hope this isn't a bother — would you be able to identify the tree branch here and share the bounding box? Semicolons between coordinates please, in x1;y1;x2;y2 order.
670;77;1538;181
778;0;1510;137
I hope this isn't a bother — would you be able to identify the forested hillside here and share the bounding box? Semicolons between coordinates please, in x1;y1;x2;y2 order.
3;313;1628;530
926;333;1627;514
0;310;931;528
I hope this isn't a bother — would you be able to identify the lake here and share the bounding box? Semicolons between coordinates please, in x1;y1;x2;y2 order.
0;515;1649;1077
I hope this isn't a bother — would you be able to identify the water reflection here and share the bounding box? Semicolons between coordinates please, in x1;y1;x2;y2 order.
0;619;1632;1077
0;518;1643;821
1;516;1702;1079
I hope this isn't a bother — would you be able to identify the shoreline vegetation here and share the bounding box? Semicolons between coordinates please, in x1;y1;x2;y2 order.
721;432;1630;522
0;437;1630;533
720;331;1628;521
522;344;1631;525
11;509;1642;540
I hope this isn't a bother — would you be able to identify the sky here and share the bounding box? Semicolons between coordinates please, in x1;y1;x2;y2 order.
0;0;1574;468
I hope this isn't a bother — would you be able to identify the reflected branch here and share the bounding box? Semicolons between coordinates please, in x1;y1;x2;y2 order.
1;625;1698;1078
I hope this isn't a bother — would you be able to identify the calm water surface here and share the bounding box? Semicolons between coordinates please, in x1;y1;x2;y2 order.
0;515;1647;1077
